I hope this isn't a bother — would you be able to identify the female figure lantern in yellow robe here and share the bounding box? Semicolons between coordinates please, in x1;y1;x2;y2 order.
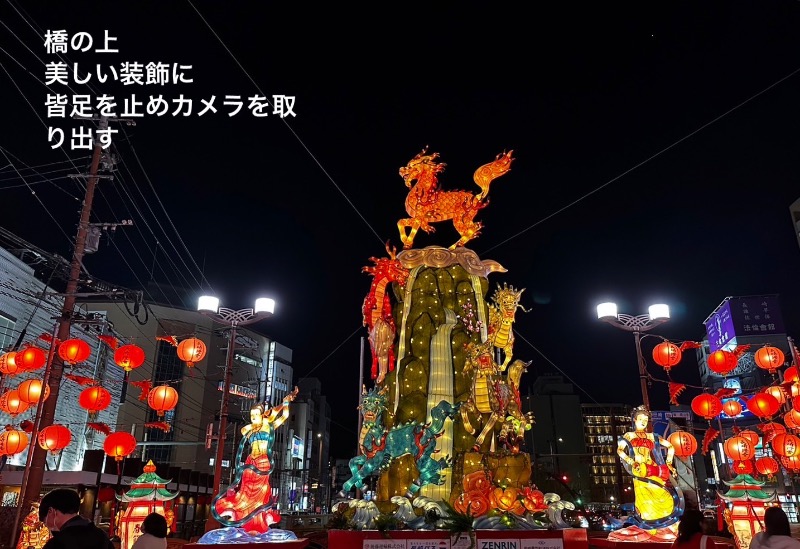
617;406;685;529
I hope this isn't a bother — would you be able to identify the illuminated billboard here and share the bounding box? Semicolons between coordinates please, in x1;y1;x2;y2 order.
704;295;785;352
291;435;304;459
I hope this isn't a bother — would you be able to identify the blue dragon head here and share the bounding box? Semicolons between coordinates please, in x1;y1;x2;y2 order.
359;385;388;428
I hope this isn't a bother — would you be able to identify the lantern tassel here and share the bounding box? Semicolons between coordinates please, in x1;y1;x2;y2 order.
702;426;720;455
669;382;686;405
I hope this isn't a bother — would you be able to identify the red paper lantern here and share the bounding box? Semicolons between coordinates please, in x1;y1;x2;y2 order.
79;386;112;413
785;366;799;383
724;436;755;461
17;379;50;404
755;456;780;476
114;344;146;372
722;399;743;418
761;422;786;444
58;338;91;365
16;346;46;371
0;352;19;376
0;390;29;417
707;349;738;375
97;487;116;503
148;385;179;417
785;410;800;430
771;432;800;457
0;429;29;455
754;346;785;373
37;424;72;453
782;455;800;471
691;394;722;420
177;338;206;368
764;385;786;405
652;341;682;370
103;432;137;461
739;430;760;447
746;392;780;418
668;431;698;457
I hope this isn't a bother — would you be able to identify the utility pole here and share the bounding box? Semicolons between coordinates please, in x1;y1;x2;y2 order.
13;117;109;544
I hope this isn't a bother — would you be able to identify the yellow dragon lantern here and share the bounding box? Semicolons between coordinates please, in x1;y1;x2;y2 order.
396;148;514;249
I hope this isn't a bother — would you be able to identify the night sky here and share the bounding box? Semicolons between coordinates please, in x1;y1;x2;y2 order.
2;1;800;458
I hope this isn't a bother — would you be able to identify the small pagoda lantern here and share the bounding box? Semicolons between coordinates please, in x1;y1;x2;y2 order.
718;473;777;549
117;460;179;549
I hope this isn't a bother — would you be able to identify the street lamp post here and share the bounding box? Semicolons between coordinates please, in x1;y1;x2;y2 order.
198;295;276;533
596;302;670;411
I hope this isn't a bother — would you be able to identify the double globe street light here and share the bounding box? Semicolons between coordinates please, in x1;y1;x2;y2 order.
596;302;670;411
198;295;275;532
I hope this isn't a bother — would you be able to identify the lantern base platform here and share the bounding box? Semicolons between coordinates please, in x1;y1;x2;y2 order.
590;538;733;549
185;541;309;549
329;527;588;549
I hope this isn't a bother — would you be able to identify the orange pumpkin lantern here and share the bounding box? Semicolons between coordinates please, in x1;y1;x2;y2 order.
668;431;698;457
784;366;799;383
754;346;785;373
16;346;46;371
37;424;72;453
58;338;91;365
771;433;800;457
755;456;780;477
79;386;112;414
0;429;28;455
722;399;743;418
0;352;19;376
177;338;206;368
707;349;737;375
103;431;137;461
17;379;50;404
652;341;682;371
691;393;722;420
114;344;146;372
764;386;786;405
724;436;754;461
147;385;179;417
746;392;780;418
0;390;29;416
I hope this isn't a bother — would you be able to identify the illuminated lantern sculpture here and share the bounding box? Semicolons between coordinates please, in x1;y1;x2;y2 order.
147;385;178;417
719;474;775;549
0;428;29;455
754;345;784;373
37;424;72;454
58;338;91;365
16;346;46;372
722;399;743;418
770;432;800;457
724;436;754;461
104;431;137;462
0;390;29;417
17;379;50;404
707;349;738;375
691;393;722;420
114;344;146;372
652;341;682;371
0;352;19;376
79;386;112;419
176;338;206;368
668;431;697;458
116;460;178;549
755;456;779;477
746;392;780;419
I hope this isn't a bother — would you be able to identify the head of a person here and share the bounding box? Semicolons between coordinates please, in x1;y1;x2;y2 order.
141;512;168;538
764;506;791;537
250;404;265;426
631;406;650;431
676;509;705;543
38;488;81;532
